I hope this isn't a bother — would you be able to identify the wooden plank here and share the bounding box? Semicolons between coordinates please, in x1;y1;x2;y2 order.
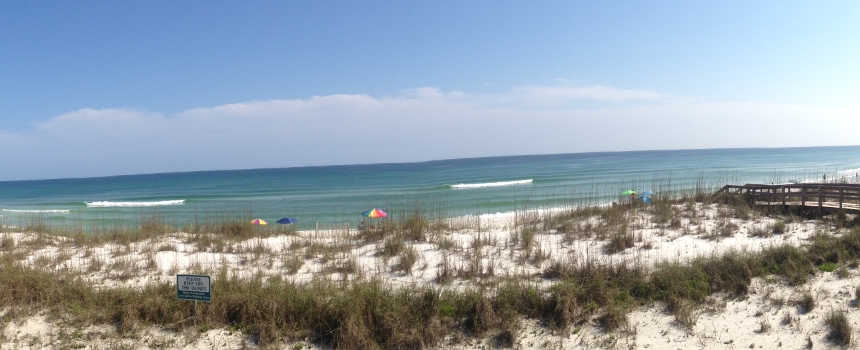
749;193;860;201
719;183;860;213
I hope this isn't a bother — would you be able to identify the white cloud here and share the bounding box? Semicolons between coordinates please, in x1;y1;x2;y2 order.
1;85;857;180
511;85;663;102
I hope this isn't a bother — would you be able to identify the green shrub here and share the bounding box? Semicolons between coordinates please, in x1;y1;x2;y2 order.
818;262;837;272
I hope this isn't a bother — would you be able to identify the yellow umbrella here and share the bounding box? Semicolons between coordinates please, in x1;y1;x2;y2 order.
251;218;267;225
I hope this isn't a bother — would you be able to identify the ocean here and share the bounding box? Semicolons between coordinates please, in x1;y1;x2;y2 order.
1;146;859;231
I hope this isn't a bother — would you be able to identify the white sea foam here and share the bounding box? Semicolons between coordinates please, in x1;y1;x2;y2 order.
836;168;860;182
2;209;70;213
450;179;533;189
794;168;860;184
85;200;185;207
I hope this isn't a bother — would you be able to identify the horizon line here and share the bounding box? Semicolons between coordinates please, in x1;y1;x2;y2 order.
3;144;859;183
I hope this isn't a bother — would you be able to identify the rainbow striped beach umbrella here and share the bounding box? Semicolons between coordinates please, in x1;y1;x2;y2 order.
251;218;267;225
361;208;388;218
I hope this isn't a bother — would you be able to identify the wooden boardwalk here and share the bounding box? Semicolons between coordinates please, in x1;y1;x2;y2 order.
715;183;860;214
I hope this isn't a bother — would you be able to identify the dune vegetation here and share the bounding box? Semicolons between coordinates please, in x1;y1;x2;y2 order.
2;188;860;349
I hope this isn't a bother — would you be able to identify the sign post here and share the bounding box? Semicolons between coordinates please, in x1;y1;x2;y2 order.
177;274;211;323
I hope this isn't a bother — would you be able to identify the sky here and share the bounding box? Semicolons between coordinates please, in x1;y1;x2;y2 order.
1;1;858;181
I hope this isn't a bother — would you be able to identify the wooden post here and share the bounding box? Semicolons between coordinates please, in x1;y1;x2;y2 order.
767;187;771;206
801;186;806;206
315;222;319;235
818;186;823;215
782;186;786;206
840;188;844;209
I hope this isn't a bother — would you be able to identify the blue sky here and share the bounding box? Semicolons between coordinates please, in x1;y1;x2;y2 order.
1;1;858;180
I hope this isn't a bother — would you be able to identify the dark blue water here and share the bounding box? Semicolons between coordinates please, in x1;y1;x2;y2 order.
1;146;858;230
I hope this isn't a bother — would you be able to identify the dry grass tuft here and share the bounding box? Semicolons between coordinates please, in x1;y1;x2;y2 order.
394;247;418;273
604;230;634;254
5;189;860;348
799;291;816;314
825;309;852;345
771;221;787;234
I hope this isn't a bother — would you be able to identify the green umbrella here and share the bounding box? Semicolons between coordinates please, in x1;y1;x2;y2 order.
621;190;636;195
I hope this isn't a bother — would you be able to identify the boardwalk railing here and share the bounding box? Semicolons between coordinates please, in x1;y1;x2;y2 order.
714;183;860;213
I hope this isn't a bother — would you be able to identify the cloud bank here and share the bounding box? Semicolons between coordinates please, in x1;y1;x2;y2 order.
2;85;858;180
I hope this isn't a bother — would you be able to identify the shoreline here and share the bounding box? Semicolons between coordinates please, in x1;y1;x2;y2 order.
1;193;859;349
4;199;824;288
2;155;859;232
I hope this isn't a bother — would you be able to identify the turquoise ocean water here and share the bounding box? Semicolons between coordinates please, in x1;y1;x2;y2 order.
1;146;859;231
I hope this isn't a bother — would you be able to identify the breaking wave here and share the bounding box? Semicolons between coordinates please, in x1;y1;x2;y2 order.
836;168;860;182
2;209;70;213
450;179;533;189
85;200;185;207
793;168;860;184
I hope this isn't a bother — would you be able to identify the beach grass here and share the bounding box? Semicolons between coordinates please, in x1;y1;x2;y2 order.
3;225;859;347
3;184;860;348
824;309;852;345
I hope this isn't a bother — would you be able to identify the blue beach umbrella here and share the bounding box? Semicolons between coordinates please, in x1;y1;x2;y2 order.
276;217;298;225
640;190;656;196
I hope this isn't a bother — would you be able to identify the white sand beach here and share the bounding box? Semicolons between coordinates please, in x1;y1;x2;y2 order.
1;201;858;349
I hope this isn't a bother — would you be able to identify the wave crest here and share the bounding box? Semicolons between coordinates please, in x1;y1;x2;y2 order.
793;168;860;184
450;179;533;189
85;200;185;207
836;168;860;180
2;209;70;213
